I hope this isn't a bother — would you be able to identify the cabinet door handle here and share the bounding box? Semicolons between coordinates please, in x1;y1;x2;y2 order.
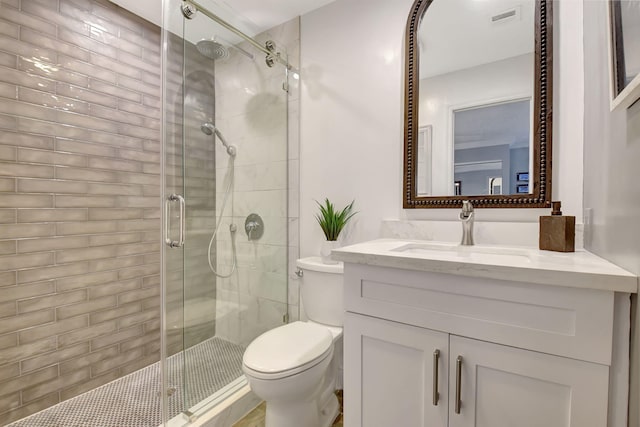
455;355;463;414
432;349;440;406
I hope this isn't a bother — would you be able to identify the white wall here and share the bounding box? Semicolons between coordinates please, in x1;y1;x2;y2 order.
300;0;411;255
552;0;585;225
582;2;640;426
300;0;585;256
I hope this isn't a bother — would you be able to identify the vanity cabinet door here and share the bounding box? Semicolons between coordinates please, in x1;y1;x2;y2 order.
448;336;609;427
344;312;449;427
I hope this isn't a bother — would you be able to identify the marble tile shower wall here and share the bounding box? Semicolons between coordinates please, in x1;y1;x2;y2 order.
285;18;301;324
0;0;163;423
213;18;300;347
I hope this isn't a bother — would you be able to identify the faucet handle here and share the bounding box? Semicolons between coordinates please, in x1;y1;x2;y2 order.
459;200;475;246
461;200;474;215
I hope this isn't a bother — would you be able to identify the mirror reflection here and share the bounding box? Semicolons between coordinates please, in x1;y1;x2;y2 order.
416;0;535;197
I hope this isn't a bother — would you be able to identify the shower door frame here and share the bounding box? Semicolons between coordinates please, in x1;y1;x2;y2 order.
161;0;295;424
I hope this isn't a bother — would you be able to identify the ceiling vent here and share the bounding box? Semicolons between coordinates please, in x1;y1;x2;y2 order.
491;6;520;23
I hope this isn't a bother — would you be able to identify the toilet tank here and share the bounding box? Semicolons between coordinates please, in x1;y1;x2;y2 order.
297;257;344;327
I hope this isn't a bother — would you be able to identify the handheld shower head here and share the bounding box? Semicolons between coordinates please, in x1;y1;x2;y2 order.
200;122;236;157
201;122;215;135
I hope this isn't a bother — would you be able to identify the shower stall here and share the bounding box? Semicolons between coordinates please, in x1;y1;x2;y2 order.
0;0;296;425
162;0;293;422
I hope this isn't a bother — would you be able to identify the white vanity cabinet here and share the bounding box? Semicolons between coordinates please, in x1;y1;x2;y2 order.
345;312;449;427
339;258;634;427
448;335;608;427
346;312;608;427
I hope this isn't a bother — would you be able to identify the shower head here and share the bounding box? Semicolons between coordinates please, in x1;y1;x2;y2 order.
196;36;254;61
200;122;215;136
196;39;229;60
201;122;236;157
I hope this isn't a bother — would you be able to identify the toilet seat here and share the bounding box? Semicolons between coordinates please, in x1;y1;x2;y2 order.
243;346;333;380
243;322;333;380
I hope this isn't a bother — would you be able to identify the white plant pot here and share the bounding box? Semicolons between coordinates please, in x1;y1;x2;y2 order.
320;240;339;265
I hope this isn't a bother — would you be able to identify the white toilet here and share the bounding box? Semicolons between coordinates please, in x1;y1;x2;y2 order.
242;257;344;427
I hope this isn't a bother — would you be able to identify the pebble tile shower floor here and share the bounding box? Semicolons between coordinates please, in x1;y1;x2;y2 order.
6;337;245;427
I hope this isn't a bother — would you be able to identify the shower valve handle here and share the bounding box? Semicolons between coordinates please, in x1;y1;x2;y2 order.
244;214;264;241
245;221;258;241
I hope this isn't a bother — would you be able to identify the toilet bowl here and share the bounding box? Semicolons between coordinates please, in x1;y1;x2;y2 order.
242;257;343;427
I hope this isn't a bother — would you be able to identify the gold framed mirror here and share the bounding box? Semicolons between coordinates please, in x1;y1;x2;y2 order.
403;0;553;208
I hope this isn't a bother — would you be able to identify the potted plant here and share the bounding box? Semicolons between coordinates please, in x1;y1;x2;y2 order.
315;198;357;264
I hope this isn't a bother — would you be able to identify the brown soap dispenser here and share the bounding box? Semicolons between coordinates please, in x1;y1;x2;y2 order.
539;201;575;252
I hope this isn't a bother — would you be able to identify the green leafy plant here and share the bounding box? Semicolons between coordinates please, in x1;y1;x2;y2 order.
315;198;357;241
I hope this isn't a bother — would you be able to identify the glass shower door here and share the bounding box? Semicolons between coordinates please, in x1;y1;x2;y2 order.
162;1;290;422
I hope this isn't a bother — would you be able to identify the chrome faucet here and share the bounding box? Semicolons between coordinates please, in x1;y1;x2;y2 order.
459;200;475;246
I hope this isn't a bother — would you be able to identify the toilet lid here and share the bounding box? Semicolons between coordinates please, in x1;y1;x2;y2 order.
243;322;333;375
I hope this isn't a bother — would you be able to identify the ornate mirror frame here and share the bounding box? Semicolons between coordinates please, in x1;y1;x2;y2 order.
403;0;553;209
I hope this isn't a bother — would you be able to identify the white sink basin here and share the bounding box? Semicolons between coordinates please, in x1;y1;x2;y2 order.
391;242;531;263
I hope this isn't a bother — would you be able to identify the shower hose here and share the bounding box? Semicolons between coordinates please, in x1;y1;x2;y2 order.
207;157;238;278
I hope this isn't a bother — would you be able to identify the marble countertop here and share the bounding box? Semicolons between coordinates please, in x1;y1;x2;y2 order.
331;239;638;293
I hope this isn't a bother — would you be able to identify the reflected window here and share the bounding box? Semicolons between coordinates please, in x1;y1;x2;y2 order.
454;180;462;196
453;99;531;196
416;125;433;195
489;177;503;195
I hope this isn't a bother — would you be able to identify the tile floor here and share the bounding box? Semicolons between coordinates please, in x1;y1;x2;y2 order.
233;390;344;427
7;337;245;427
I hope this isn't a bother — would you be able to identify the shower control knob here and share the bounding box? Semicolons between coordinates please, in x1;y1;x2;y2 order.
245;213;264;241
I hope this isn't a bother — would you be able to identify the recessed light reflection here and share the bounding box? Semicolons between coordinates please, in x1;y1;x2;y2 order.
382;50;396;64
23;57;58;75
90;27;103;39
87;22;107;33
426;99;439;113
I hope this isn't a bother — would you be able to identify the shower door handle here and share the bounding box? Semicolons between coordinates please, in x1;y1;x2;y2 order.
165;194;185;248
176;194;185;247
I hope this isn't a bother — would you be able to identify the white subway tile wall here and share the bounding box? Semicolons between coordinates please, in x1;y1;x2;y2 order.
0;0;162;423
